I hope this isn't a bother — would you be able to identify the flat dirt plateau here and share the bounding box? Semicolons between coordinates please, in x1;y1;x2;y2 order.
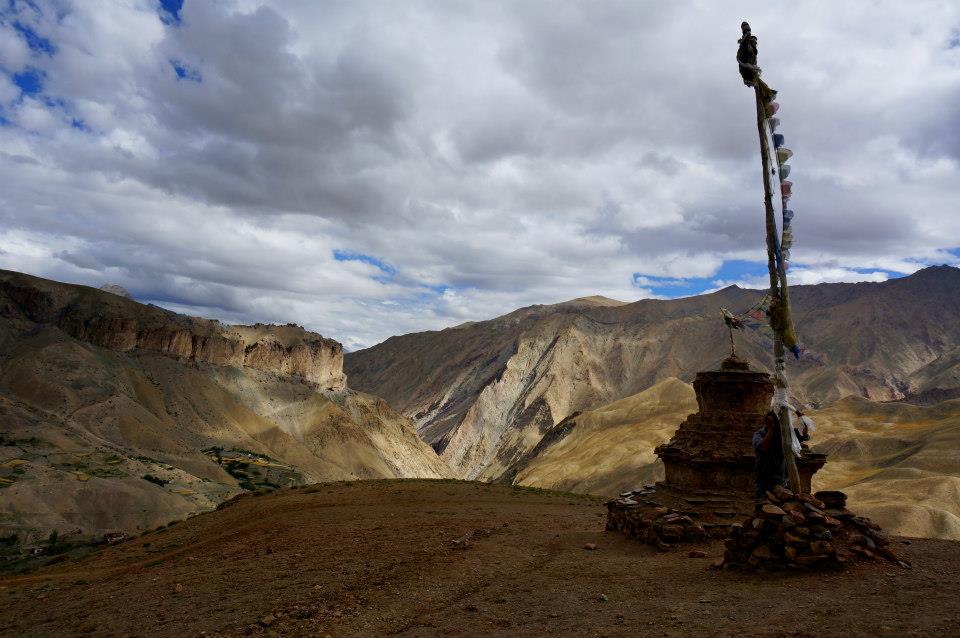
2;481;959;638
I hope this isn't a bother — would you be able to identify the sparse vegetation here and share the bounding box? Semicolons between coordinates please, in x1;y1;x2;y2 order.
143;474;169;487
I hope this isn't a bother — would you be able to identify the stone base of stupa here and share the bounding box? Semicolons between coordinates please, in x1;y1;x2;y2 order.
606;355;827;548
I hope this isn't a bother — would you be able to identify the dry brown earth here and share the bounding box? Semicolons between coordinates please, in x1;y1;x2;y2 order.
1;480;958;638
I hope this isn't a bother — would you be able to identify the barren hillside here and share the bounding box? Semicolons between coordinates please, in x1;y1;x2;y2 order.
506;378;960;540
1;481;958;638
0;271;450;548
346;266;960;479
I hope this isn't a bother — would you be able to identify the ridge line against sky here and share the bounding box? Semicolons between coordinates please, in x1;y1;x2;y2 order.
1;1;958;349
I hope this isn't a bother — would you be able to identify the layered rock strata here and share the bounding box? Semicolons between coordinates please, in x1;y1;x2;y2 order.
0;270;345;389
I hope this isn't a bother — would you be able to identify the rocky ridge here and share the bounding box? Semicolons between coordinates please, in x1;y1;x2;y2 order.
0;270;449;548
1;270;345;389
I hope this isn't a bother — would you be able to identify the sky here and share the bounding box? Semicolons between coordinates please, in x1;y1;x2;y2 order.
1;1;958;350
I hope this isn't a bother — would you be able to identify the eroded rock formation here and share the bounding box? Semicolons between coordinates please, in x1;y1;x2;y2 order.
0;270;346;389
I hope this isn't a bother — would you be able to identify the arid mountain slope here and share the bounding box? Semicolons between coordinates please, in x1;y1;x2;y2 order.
346;266;960;479
811;396;960;540
505;378;696;496
508;378;960;540
0;271;450;547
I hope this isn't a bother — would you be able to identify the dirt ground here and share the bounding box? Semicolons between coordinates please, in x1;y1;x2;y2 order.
1;480;959;637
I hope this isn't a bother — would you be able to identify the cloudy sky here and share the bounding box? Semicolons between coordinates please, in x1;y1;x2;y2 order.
1;1;958;349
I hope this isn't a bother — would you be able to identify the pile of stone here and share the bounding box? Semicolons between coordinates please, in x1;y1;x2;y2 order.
607;490;707;551
719;487;909;571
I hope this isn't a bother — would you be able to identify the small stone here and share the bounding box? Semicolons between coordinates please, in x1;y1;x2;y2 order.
598;593;608;602
259;614;275;627
174;583;183;594
660;524;684;540
772;485;794;500
784;532;806;545
751;545;771;560
688;550;708;558
761;504;786;517
655;539;674;552
583;543;597;550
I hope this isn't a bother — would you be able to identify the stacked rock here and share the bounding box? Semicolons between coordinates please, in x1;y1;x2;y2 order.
719;487;908;571
606;493;707;551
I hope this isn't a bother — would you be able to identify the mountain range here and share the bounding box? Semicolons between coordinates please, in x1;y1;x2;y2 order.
3;266;960;548
345;266;960;480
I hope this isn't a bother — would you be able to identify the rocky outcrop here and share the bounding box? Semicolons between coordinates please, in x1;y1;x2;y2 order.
0;269;451;544
0;270;346;389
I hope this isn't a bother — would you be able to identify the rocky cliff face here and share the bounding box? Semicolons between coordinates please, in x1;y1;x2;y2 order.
346;266;960;479
0;270;346;389
0;269;450;544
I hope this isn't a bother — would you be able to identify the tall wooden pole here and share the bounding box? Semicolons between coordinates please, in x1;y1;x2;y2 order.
744;23;803;494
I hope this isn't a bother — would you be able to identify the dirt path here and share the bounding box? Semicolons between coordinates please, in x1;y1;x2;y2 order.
1;480;959;637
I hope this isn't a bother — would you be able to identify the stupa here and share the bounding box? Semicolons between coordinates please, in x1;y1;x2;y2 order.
606;355;827;543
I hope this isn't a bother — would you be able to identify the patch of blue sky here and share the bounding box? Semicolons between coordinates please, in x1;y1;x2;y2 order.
332;249;397;277
12;20;54;54
421;283;450;295
12;67;42;94
159;0;183;26
170;60;201;82
634;260;769;298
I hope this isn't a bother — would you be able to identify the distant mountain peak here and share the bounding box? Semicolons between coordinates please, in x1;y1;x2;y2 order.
559;295;627;307
909;264;960;277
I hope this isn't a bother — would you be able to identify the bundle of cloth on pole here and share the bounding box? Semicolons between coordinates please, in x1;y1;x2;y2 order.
738;21;802;360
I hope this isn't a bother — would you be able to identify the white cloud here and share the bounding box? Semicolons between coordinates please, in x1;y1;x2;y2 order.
0;1;958;348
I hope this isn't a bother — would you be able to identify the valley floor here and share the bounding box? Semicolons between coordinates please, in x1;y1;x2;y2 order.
1;480;958;638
